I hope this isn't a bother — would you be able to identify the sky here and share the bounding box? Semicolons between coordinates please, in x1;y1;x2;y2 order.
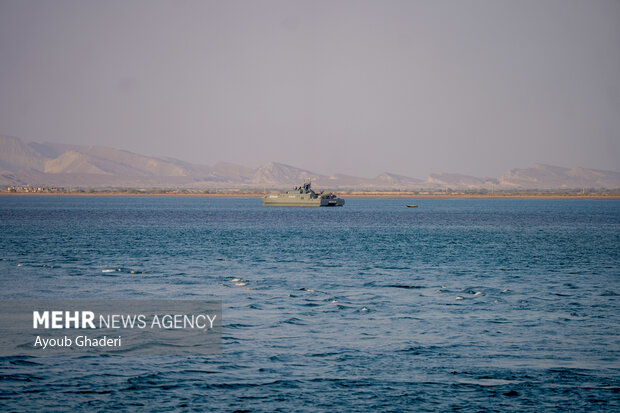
0;0;618;178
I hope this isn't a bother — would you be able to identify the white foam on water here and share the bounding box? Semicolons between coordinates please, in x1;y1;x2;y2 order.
101;269;116;273
456;296;464;300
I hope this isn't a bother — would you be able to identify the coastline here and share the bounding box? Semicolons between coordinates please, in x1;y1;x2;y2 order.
1;191;619;200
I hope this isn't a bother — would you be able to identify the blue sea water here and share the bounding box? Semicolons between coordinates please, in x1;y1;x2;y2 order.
0;196;618;411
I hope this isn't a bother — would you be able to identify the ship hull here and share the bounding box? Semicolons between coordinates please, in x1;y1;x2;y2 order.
262;196;344;207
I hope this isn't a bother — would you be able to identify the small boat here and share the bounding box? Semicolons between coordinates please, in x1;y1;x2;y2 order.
406;204;418;208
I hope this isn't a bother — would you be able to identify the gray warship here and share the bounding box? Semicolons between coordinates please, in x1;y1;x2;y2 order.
262;182;345;207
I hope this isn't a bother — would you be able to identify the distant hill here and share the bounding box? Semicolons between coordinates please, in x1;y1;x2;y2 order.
499;163;620;190
0;135;49;172
1;135;619;190
251;162;324;186
427;173;497;190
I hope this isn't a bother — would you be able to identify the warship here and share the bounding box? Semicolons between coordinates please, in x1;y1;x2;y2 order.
262;182;345;207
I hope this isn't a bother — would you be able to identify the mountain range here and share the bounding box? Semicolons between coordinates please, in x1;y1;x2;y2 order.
1;135;619;190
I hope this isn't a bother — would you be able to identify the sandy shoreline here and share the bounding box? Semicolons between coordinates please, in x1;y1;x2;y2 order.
1;191;618;200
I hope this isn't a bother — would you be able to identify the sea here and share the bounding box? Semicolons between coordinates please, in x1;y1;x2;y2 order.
0;196;618;412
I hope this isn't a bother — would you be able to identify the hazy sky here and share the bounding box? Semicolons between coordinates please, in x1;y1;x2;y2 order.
0;0;618;178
